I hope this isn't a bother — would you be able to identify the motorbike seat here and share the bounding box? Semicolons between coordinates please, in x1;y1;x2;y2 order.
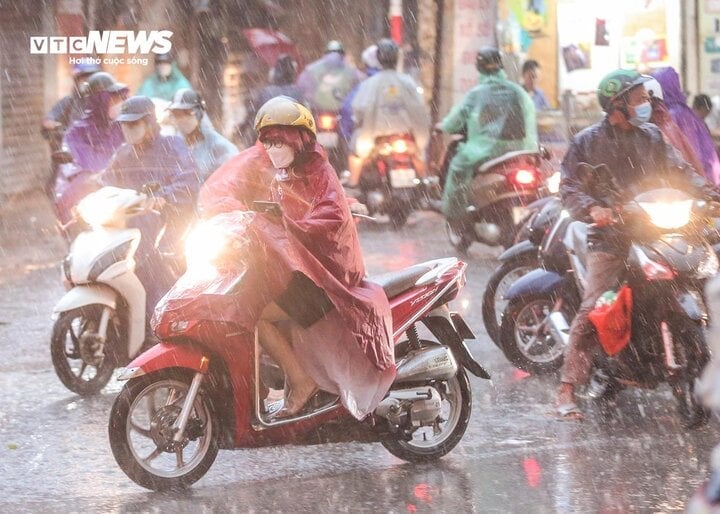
478;150;540;173
369;258;459;299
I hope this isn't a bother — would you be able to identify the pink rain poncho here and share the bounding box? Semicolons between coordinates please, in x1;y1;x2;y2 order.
160;133;396;418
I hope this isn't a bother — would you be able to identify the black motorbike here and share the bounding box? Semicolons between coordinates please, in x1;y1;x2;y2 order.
481;195;563;345
500;167;718;427
359;133;425;229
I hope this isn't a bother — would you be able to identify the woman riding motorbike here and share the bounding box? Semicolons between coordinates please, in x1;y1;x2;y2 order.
196;96;396;419
64;72;128;172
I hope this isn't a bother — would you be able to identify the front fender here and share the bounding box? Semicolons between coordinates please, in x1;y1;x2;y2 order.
497;239;538;263
674;290;707;321
504;268;565;301
118;342;210;380
53;284;117;314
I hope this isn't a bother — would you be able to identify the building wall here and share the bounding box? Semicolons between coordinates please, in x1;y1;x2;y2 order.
0;4;50;199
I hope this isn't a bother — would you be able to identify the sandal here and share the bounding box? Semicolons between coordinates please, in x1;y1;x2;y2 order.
553;403;585;421
269;386;320;420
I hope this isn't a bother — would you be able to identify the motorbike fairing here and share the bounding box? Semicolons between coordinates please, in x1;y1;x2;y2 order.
503;268;566;301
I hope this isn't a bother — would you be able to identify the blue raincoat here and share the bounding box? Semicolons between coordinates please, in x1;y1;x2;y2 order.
101;129;199;321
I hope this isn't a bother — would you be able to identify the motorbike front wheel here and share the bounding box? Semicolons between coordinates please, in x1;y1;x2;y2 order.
669;319;710;429
499;294;568;374
108;370;219;491
481;257;538;346
382;368;472;462
51;305;117;395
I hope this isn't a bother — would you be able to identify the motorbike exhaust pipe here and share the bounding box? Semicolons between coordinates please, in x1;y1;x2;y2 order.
394;345;458;384
547;311;570;346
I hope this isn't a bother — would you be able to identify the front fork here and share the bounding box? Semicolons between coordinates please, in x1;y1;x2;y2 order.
173;372;205;442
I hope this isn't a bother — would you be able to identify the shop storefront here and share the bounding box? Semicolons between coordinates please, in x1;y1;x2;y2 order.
498;0;683;140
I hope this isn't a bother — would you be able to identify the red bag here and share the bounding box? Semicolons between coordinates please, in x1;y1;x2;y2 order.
588;285;633;356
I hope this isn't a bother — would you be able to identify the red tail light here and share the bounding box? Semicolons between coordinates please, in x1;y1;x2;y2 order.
509;168;538;188
318;114;337;131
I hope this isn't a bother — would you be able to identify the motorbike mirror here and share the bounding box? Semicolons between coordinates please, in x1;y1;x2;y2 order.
51;150;74;164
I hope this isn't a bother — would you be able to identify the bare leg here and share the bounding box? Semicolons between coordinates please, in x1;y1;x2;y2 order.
257;303;317;415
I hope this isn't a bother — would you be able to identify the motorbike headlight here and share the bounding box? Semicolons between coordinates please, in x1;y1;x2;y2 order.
547;172;561;194
77;194;115;227
638;199;694;229
184;222;227;274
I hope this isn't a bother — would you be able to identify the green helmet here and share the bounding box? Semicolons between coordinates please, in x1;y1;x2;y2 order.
597;69;651;112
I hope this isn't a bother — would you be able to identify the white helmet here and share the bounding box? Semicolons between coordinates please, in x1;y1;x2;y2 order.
644;77;664;101
361;45;380;70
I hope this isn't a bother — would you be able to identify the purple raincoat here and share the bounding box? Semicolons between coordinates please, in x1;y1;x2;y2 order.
653;67;720;185
64;91;125;172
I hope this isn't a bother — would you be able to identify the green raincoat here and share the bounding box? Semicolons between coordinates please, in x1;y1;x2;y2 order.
441;70;537;219
137;63;192;102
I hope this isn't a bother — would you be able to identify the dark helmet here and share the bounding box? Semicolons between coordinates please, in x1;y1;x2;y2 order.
86;71;128;96
597;69;652;112
476;47;503;74
116;96;156;123
376;39;399;69
325;40;344;54
168;88;205;111
154;52;173;65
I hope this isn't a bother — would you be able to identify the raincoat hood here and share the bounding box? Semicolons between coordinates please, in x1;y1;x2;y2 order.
653;67;686;106
652;67;720;184
321;51;346;69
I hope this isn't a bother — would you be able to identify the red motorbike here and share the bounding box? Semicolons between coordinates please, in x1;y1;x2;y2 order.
108;210;488;491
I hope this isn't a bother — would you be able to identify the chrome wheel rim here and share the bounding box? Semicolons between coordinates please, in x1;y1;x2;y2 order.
399;376;463;450
513;299;565;363
126;379;212;479
62;316;104;382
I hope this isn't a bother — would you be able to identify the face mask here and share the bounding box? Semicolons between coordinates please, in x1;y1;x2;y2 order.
121;122;147;145
157;63;172;78
266;144;295;169
629;101;652;126
175;114;199;135
108;102;122;121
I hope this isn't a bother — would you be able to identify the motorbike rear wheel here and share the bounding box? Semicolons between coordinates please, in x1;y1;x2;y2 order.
482;256;538;346
108;370;219;491
51;305;117;395
382;339;472;462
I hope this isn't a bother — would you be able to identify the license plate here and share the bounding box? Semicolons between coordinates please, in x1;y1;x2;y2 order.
512;206;529;225
317;131;339;148
389;168;417;188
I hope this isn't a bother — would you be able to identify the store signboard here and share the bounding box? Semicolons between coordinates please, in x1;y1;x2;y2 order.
452;0;496;102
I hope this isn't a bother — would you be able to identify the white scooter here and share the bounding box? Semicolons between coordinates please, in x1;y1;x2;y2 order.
51;186;162;395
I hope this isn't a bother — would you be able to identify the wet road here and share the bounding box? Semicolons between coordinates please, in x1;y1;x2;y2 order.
1;201;718;512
